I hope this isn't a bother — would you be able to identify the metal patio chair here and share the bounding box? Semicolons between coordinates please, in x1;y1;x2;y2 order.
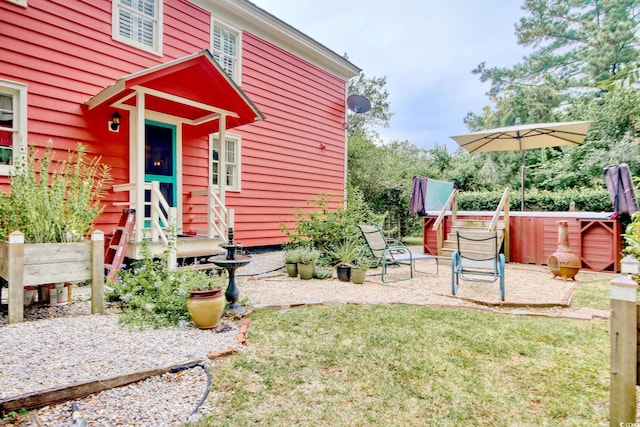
451;231;505;300
357;224;438;283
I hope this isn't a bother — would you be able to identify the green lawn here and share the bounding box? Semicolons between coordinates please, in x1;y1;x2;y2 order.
194;277;613;426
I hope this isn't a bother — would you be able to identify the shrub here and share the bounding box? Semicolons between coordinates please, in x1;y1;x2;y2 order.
282;188;386;253
457;188;611;212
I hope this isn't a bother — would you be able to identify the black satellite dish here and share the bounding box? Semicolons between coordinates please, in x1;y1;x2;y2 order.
347;94;371;114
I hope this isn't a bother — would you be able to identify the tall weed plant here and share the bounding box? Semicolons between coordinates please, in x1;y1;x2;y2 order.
0;143;111;243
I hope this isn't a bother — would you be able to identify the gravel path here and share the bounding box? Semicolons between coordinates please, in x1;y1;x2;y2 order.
0;249;613;426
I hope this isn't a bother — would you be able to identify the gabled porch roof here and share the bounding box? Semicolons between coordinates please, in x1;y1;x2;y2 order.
85;49;264;131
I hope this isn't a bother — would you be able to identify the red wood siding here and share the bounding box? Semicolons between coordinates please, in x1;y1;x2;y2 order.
224;32;347;247
2;1;350;247
0;0;210;233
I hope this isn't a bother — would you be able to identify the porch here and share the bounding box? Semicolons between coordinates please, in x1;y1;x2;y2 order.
110;181;230;263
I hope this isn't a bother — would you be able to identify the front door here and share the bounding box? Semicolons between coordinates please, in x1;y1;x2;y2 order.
144;121;177;221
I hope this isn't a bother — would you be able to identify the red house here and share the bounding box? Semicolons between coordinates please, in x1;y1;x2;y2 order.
0;0;360;258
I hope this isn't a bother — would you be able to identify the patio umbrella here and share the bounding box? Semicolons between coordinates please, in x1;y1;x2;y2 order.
449;119;593;211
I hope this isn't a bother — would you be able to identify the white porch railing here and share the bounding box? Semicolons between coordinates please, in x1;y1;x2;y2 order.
189;187;231;241
112;181;176;245
112;181;230;245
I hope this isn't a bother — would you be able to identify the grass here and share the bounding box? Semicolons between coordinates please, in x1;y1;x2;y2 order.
195;276;614;426
402;235;423;246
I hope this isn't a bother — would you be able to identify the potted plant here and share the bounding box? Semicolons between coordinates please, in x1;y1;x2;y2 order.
183;269;227;329
330;237;360;282
283;248;301;277
351;256;372;284
313;265;334;279
297;247;320;280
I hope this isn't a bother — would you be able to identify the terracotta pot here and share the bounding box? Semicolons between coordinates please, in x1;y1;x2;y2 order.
336;264;351;282
187;288;225;329
351;269;366;284
297;263;314;280
285;262;298;277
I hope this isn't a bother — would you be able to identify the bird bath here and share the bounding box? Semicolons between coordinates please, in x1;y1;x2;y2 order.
208;230;252;315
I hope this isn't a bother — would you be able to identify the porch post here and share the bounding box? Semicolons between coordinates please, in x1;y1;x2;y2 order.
217;113;227;241
134;91;146;242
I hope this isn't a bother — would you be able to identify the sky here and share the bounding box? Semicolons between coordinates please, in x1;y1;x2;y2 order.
250;0;530;151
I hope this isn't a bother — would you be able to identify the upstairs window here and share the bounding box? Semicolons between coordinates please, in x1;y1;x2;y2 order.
211;20;240;83
211;134;241;191
113;0;163;55
0;80;27;175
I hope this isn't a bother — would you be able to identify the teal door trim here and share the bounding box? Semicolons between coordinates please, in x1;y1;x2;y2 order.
144;121;177;228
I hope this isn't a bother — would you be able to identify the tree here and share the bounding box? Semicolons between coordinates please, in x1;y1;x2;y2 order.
346;72;392;140
464;0;640;193
476;0;640;95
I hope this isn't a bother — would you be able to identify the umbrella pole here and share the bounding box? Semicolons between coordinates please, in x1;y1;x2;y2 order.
521;150;525;211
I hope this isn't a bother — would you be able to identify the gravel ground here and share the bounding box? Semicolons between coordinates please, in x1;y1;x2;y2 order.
0;249;613;426
0;251;283;427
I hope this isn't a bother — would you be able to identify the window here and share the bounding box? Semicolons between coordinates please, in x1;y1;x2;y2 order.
0;80;27;175
211;20;241;82
211;134;240;191
113;0;163;55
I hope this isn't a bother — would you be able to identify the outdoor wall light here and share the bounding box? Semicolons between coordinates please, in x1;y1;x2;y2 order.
109;111;121;132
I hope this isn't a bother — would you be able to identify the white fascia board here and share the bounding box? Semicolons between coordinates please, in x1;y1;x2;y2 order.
190;0;361;80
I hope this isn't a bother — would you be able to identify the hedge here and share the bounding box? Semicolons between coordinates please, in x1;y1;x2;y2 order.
457;188;613;212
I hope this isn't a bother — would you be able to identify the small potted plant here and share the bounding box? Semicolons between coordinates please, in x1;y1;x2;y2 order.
313;264;334;279
351;256;372;284
183;269;227;329
283;248;301;277
329;237;360;282
297;247;321;280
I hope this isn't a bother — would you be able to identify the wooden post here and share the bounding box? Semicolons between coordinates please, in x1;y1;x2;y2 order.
503;191;510;262
609;267;638;425
7;231;24;324
90;230;104;315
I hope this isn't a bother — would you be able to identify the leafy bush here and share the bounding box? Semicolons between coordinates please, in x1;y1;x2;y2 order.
0;143;111;242
623;212;640;259
282;187;386;254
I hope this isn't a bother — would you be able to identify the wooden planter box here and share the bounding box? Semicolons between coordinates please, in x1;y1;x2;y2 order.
0;230;104;323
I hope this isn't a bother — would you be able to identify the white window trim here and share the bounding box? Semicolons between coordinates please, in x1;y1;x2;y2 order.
210;133;241;192
7;0;27;7
0;79;27;176
210;17;242;84
112;0;163;56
